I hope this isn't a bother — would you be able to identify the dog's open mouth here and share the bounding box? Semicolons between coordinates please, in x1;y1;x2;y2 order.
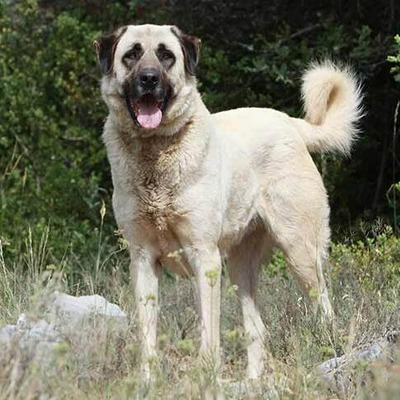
125;93;169;130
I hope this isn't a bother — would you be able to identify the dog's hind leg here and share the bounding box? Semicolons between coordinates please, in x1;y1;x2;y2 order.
227;224;272;379
261;173;334;321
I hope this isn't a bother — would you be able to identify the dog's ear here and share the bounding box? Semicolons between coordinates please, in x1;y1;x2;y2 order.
93;27;127;75
171;27;201;76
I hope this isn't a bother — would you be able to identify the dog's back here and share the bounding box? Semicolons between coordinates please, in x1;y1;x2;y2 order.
213;61;363;156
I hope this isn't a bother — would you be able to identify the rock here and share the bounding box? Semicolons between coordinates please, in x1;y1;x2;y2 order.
0;324;17;347
46;291;128;333
16;313;63;355
0;291;129;398
0;292;128;378
0;314;63;354
0;313;64;380
315;331;399;395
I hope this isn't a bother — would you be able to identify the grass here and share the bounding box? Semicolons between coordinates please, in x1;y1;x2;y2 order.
0;225;399;399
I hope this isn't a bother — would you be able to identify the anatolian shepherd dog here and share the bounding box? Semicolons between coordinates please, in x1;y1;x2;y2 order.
94;24;362;379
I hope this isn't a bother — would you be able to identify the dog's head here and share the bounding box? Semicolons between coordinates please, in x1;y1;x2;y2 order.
94;24;201;131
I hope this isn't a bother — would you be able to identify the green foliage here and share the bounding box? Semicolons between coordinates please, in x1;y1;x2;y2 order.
331;225;400;291
386;35;400;233
0;0;113;267
266;250;289;278
197;16;385;115
388;34;400;82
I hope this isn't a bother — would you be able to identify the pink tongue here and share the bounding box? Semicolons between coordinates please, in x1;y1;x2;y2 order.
137;98;162;129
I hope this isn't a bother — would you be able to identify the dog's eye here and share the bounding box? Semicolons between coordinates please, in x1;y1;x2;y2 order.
124;44;143;62
157;49;175;64
124;50;140;60
161;51;174;61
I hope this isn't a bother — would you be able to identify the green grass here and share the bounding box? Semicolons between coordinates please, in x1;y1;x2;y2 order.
0;226;399;399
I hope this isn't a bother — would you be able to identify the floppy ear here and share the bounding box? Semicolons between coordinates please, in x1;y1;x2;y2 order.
93;34;117;75
93;27;127;75
171;27;201;76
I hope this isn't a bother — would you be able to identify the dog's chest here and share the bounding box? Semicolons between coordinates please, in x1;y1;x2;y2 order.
136;179;178;231
134;151;183;231
134;184;193;276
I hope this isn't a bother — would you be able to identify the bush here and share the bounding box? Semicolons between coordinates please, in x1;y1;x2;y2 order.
331;225;400;292
388;34;400;82
0;0;113;268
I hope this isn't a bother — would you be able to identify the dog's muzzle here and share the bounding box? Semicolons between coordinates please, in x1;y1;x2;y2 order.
124;68;172;130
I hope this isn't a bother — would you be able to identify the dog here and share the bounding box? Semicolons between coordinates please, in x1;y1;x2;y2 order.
94;24;362;379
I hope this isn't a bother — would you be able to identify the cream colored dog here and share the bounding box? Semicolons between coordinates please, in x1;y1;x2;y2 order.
94;24;362;379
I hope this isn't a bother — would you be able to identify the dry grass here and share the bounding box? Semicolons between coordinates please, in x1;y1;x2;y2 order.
0;230;399;399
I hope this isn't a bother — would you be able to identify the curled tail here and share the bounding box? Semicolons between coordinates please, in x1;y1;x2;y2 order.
294;61;363;154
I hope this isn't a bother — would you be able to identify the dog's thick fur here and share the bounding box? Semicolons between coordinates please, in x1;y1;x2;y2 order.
95;24;362;379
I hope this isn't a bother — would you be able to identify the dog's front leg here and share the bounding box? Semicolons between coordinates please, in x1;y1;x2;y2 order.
189;247;222;367
130;247;160;379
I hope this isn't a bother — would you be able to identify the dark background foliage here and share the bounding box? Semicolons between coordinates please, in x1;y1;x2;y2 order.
0;0;399;269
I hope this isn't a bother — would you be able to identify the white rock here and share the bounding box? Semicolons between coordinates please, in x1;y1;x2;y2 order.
315;331;398;395
0;292;128;384
46;291;128;332
0;313;64;368
0;324;17;347
16;314;63;349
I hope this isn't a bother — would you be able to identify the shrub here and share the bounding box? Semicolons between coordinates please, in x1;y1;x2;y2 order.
331;225;400;292
0;0;113;267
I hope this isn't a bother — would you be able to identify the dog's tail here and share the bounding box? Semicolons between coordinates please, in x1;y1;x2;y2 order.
294;61;363;155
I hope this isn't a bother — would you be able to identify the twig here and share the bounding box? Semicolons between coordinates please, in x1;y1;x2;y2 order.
277;24;321;46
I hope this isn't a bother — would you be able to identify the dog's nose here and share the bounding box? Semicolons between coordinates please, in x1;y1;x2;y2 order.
139;69;159;90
